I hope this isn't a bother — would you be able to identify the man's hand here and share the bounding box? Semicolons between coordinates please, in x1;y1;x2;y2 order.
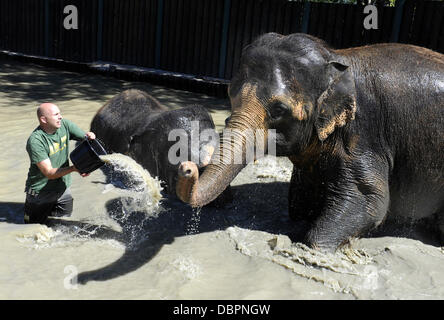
85;132;96;140
72;165;90;177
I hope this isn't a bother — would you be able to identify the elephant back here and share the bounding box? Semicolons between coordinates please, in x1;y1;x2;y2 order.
90;89;167;154
157;105;215;136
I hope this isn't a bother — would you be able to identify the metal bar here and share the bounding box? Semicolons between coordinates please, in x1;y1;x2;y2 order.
390;0;406;43
44;0;49;56
155;0;164;68
218;0;231;79
97;0;103;60
301;1;311;33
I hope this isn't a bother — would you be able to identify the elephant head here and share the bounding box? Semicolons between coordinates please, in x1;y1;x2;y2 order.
176;33;357;207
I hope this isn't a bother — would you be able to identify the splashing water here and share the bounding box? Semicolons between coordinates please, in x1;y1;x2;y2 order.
99;153;165;249
18;154;166;251
15;224;124;250
186;208;202;235
226;227;382;297
100;153;164;217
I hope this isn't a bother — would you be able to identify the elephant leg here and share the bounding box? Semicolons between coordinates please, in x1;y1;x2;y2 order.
305;155;390;251
288;165;327;223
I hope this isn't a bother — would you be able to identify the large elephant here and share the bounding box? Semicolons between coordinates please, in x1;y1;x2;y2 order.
176;33;444;251
90;89;224;199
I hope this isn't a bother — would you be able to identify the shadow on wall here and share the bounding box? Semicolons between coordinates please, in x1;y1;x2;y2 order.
0;56;230;113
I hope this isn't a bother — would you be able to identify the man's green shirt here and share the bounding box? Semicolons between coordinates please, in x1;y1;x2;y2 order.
25;119;86;193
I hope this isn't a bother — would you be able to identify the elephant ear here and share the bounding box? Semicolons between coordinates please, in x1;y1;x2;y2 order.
315;60;357;141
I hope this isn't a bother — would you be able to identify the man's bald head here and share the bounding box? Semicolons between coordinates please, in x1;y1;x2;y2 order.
37;103;59;118
37;103;62;133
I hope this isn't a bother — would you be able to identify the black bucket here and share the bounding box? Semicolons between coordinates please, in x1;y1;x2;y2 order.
70;139;107;174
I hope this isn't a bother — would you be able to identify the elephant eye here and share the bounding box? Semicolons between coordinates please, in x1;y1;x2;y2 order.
269;102;289;120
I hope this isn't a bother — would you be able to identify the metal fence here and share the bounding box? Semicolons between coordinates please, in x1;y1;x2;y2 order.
0;0;443;95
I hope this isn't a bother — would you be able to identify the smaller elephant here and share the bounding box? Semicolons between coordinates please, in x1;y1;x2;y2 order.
127;105;219;195
91;89;230;203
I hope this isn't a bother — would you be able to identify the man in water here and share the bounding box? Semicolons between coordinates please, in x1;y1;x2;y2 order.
24;103;96;224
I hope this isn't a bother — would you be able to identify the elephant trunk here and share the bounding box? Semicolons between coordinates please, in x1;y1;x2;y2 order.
177;108;267;207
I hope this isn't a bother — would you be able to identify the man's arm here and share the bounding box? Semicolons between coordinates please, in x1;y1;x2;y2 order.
36;159;78;179
63;119;95;141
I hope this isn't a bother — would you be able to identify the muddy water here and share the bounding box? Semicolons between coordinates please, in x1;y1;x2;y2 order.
1;57;444;300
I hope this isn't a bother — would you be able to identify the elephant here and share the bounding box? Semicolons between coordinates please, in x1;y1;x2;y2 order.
176;33;444;251
91;89;230;202
126;104;219;196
